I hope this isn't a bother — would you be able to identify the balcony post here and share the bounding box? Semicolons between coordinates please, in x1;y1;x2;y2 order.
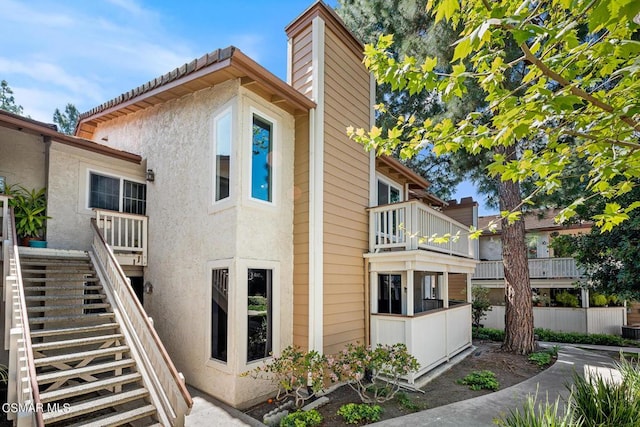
406;268;414;316
406;203;416;250
442;273;449;308
369;210;376;252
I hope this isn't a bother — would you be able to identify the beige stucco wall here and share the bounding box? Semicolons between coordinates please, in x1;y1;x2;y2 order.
90;80;295;408
0;127;46;191
46;142;145;250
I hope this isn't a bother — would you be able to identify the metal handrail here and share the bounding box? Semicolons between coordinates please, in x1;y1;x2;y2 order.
7;207;45;427
90;219;193;416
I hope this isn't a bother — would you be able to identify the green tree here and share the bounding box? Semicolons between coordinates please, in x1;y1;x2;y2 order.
350;0;640;353
53;103;79;135
0;80;25;115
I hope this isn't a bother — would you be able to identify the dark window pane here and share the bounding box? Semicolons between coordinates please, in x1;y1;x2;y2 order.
377;180;388;206
247;268;272;362
211;268;229;362
122;180;146;215
251;116;272;202
216;111;232;201
89;173;120;211
378;274;402;314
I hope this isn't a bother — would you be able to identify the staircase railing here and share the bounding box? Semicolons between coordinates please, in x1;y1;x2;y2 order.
90;219;192;426
3;205;44;427
94;209;148;266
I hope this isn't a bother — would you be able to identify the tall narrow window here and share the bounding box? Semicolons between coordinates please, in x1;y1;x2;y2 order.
215;110;232;201
211;268;229;362
251;115;272;202
247;268;272;362
378;274;402;314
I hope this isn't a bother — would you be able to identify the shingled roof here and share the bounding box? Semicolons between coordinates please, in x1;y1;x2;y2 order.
76;46;315;139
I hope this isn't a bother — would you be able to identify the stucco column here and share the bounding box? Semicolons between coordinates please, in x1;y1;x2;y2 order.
407;270;414;316
466;273;472;303
442;272;449;308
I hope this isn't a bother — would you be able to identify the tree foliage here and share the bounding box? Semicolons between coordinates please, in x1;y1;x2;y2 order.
551;186;640;300
53;103;79;135
0;80;25;115
349;0;640;232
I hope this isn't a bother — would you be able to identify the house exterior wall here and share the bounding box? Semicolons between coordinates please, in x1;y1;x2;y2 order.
321;23;370;356
90;80;296;408
0;127;46;191
479;236;502;260
46;142;145;251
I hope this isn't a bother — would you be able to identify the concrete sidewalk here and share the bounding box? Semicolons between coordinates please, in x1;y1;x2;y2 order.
372;344;622;427
185;343;633;426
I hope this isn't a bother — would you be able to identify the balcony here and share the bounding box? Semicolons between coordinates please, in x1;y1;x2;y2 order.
473;257;584;280
369;200;474;258
94;209;148;266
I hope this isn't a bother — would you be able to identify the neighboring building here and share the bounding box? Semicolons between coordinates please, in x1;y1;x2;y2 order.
472;209;627;335
1;1;478;415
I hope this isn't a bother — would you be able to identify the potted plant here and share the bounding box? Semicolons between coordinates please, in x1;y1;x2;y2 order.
7;185;50;247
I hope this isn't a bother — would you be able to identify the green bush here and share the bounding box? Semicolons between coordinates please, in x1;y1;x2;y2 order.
395;391;421;412
280;409;323;427
534;328;636;347
589;292;608;307
472;327;505;341
472;285;493;328
528;352;552;367
458;370;499;391
555;291;579;308
337;403;383;425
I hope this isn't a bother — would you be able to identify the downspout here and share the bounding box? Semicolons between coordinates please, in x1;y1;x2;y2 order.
43;136;51;241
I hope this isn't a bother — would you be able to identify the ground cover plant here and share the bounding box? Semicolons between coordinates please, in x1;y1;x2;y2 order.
458;370;500;391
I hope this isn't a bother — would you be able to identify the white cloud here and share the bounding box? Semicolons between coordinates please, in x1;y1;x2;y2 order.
0;0;74;27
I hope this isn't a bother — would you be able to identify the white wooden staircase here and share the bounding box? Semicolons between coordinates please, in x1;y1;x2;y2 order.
23;252;159;426
2;201;192;427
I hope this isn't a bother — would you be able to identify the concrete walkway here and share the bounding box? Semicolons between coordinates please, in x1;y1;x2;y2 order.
373;344;626;427
185;343;635;427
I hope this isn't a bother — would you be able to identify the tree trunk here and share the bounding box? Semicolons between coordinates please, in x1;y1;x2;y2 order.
497;146;536;354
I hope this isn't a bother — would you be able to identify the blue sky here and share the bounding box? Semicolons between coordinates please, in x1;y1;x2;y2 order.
0;0;495;214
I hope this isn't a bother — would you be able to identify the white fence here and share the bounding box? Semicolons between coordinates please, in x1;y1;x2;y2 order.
483;305;627;335
473;258;584;280
369;201;474;258
371;303;472;383
94;209;148;266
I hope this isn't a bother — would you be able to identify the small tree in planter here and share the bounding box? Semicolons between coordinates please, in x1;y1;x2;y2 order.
7;185;50;245
472;285;492;328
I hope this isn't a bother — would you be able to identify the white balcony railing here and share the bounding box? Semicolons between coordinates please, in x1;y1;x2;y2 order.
369;200;474;258
94;209;148;266
473;257;584;280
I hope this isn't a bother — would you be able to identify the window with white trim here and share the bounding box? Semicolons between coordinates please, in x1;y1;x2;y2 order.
377;178;401;206
251;114;273;202
89;172;146;214
213;108;232;202
211;268;229;362
247;268;272;362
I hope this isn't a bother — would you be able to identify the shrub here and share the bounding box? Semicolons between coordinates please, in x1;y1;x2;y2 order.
528;352;552;367
472;285;492;328
589;292;608;307
328;343;419;404
280;409;323;427
534;328;637;347
495;392;582;427
458;370;499;391
243;346;330;408
472;327;505;342
395;391;421;412
555;291;579;308
337;403;382;425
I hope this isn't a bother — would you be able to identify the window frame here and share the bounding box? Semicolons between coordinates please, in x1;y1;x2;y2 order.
246;106;279;207
86;169;147;214
210;101;236;211
375;174;403;206
206;259;234;373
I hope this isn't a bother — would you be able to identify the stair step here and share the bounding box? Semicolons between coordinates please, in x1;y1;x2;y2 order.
24;285;102;292
67;404;157;427
32;334;124;351
34;345;129;366
42;388;149;424
26;294;105;301
39;372;142;403
37;358;136;384
30;323;120;338
21;260;90;266
23;277;99;283
28;303;109;313
29;312;115;325
22;268;94;275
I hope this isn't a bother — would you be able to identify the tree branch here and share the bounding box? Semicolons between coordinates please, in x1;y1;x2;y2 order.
520;43;640;133
561;129;640;151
